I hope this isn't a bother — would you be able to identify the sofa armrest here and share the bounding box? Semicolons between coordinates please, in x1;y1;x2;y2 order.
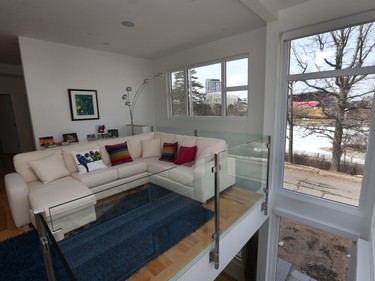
4;173;31;227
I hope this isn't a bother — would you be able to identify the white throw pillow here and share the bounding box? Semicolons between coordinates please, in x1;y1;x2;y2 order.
196;147;214;163
29;152;70;184
71;146;107;174
141;138;161;158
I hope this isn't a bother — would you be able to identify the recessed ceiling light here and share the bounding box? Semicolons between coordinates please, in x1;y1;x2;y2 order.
103;42;110;45
121;20;135;27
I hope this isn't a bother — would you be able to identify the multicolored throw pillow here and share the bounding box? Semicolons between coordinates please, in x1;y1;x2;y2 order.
174;145;198;165
72;147;107;174
105;142;133;166
159;142;178;162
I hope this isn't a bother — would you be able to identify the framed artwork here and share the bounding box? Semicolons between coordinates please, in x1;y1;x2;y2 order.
108;129;119;138
63;133;78;143
68;89;99;121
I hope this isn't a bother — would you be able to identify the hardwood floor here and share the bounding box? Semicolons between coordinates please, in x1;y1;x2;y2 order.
0;155;261;280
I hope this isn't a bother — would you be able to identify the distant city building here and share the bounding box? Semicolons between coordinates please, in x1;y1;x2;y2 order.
205;92;239;106
205;79;221;93
204;79;247;112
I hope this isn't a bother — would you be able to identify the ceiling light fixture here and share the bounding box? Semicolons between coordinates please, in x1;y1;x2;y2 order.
121;20;135;27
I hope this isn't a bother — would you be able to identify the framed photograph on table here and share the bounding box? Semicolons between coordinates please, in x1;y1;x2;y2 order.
68;89;100;121
63;133;78;143
108;129;119;138
39;136;55;147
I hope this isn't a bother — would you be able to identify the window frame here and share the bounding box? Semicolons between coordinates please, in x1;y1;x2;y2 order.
167;54;249;118
279;19;375;213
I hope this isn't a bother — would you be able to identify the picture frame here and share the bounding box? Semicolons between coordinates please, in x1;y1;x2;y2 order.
39;136;55;147
87;134;97;142
63;133;79;143
68;89;99;121
108;129;119;138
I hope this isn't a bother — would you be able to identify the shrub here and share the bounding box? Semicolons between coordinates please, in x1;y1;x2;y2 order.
286;153;364;175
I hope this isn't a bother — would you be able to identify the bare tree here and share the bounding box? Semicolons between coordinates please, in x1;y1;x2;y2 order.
290;23;375;171
287;81;295;163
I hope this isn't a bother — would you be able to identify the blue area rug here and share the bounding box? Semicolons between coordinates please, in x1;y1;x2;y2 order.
57;185;214;280
0;230;47;281
0;186;213;281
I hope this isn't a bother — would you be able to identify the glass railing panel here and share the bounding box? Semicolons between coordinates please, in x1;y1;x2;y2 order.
152;125;195;136
39;130;269;280
46;155;215;280
227;136;270;194
33;211;77;281
196;129;265;149
214;149;265;233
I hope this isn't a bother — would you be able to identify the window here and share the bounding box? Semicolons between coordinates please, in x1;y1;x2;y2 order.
283;22;375;206
168;56;248;117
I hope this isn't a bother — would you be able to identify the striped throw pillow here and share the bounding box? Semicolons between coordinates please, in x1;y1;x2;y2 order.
159;142;178;162
105;142;133;166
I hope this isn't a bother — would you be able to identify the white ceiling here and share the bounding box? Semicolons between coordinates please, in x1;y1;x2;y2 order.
0;0;311;65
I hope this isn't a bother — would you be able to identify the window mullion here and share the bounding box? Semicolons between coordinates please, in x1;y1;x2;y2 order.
222;61;226;116
288;65;375;81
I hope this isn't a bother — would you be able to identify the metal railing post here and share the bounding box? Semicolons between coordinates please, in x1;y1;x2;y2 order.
34;210;56;281
261;136;271;216
210;153;221;269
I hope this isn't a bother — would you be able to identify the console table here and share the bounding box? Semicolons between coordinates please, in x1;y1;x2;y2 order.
126;124;151;135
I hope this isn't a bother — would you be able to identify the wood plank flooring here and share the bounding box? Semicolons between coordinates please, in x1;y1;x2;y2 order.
0;154;261;280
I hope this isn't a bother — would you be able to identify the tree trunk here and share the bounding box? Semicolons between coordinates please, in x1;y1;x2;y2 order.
330;126;342;171
289;104;294;163
330;101;345;171
288;83;294;163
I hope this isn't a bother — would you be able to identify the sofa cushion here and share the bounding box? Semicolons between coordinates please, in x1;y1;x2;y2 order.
105;142;133;166
175;135;197;149
196;137;226;155
97;137;127;165
174;145;197;165
71;147;107;174
115;160;148;179
168;166;194;187
28;176;95;217
159;142;178;162
153;132;175;150
195;147;214;164
28;152;70;184
126;132;154;159
143;157;176;176
71;168;118;188
141;138;161;158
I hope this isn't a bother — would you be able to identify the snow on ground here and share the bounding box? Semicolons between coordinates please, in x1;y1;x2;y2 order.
285;126;365;164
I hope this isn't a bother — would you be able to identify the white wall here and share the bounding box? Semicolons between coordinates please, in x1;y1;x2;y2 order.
19;37;155;148
153;27;266;135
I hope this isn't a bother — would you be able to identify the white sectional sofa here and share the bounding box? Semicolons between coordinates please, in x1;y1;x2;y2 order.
5;132;235;234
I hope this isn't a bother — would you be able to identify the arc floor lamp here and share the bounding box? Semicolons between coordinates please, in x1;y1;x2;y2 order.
122;72;164;135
